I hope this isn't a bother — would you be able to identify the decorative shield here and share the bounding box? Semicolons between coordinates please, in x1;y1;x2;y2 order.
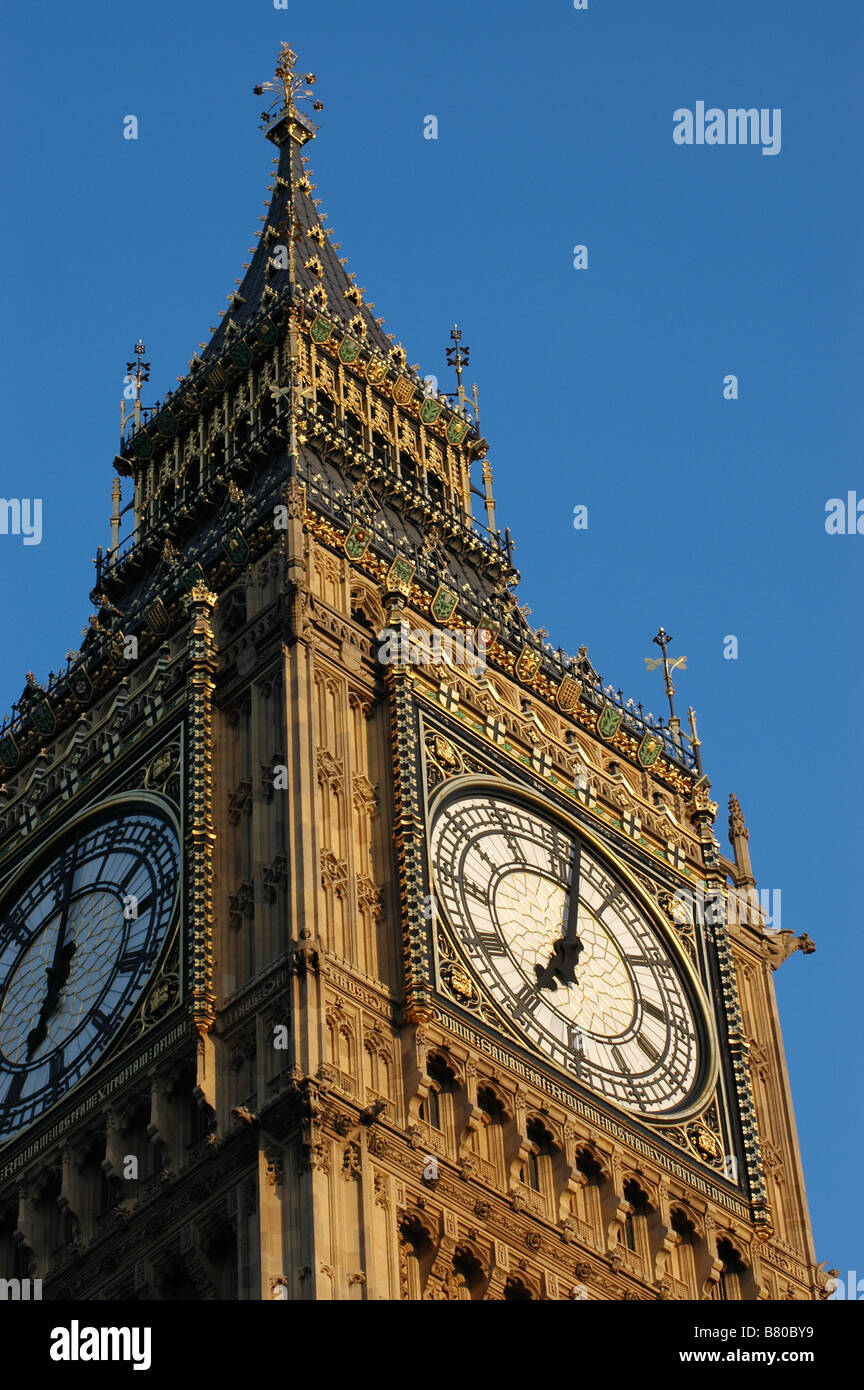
0;733;19;769
222;529;248;564
69;666;93;704
556;674;582;714
338;335;362;365
310;314;334;344
420;397;442;425
229;341;252;370
475;621;500;649
156;409;177;438
203;362;226;390
257;319;279;346
393;377;416;406
144;598;169;634
446;417;470;446
344;521;370;560
431;585;458;623
365;355;387;385
515;645;542;682
31;700;55;737
597;704;623;741
386;556;415;593
182;564;207;592
132;433;153;460
638;732;663;768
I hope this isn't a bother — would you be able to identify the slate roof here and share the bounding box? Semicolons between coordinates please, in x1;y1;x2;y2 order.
201;108;396;365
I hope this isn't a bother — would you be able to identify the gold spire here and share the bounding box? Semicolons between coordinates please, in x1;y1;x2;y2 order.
687;706;704;774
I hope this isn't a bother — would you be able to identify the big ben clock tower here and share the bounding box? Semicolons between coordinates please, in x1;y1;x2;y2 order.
0;46;825;1302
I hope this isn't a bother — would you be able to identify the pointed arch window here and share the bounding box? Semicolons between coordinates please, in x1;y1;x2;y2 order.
619;1177;653;1271
518;1117;556;1213
717;1237;747;1301
574;1147;605;1248
671;1207;698;1296
425;1086;441;1131
418;1054;457;1144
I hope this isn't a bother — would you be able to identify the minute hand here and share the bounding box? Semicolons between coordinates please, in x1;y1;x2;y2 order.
535;839;583;990
26;856;77;1059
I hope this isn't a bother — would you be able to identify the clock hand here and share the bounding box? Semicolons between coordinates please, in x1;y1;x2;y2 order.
25;855;77;1060
534;837;583;991
25;940;78;1059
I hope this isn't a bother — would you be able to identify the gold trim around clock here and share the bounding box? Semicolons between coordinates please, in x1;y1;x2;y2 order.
0;791;181;905
425;774;720;1125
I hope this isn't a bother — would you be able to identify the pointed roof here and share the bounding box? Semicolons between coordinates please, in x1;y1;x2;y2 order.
199;45;395;368
0;47;702;793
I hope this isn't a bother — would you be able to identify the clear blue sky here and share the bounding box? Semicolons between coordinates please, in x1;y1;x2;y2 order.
1;1;860;1287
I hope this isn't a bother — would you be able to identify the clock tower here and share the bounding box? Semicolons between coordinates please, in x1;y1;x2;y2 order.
0;46;826;1302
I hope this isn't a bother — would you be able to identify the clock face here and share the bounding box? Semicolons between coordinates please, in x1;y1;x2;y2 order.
429;785;712;1118
0;799;180;1140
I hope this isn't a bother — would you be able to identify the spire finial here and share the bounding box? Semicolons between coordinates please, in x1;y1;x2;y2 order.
446;324;470;413
254;44;323;130
645;627;687;725
120;339;150;444
728;793;756;887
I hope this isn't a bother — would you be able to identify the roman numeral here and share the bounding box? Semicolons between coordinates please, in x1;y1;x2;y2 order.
118;947;148;974
612;1045;630;1075
473;930;505;956
643;1000;667;1023
464;879;487;903
511;983;538;1018
120;861;145;893
4;918;31;946
2;1070;26;1109
626;954;669;971
636;1032;660;1062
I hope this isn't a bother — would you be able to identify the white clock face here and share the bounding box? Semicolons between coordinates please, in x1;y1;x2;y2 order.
0;799;180;1140
429;787;711;1118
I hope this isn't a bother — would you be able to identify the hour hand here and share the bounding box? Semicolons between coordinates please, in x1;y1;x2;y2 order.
535;839;582;990
535;933;583;990
26;940;77;1059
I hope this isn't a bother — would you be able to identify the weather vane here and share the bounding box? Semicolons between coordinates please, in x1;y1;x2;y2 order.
254;43;323;129
644;627;687;724
445;324;470;412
